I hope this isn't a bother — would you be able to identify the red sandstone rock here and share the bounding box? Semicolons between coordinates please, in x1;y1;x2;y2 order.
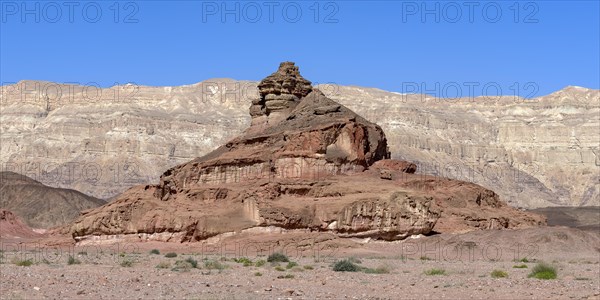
67;62;545;243
0;209;43;238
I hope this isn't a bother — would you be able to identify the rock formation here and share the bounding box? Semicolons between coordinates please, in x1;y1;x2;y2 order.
0;172;105;228
0;209;43;238
67;63;544;243
1;78;596;208
251;61;313;127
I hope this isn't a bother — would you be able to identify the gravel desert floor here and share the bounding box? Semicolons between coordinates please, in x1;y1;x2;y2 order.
1;226;599;299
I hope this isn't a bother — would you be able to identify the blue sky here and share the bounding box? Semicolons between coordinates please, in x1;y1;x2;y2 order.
1;1;599;97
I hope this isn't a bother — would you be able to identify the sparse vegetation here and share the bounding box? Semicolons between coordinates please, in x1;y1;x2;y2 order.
286;261;298;269
517;258;530;263
164;252;178;258
254;259;266;267
424;268;446;276
77;251;87;256
149;249;160;255
332;259;361;272
254;272;262;276
67;255;81;265
274;266;285;271
363;265;391;274
156;261;171;269
528;263;557;280
233;257;252;264
185;257;198;268
172;260;193;272
14;258;33;267
513;264;528;269
120;259;134;267
267;252;289;263
575;277;590;280
204;260;226;271
491;269;508;278
303;265;314;270
277;274;295;279
420;256;432;261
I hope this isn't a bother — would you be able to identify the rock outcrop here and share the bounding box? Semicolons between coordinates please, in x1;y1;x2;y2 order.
251;62;313;127
67;63;544;243
155;86;390;202
0;209;43;238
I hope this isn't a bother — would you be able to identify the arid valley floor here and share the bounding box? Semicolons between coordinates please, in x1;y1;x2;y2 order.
1;223;599;299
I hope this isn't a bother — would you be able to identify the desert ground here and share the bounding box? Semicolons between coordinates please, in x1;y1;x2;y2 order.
1;223;599;300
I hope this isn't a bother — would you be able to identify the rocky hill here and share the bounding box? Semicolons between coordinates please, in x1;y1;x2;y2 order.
0;172;105;228
68;62;543;243
1;72;598;208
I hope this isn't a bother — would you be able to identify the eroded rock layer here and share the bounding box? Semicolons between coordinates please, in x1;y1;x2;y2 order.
252;62;313;126
67;63;544;242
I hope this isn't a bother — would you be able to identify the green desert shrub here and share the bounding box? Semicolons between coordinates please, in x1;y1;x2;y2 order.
274;266;285;271
120;259;134;267
156;261;171;269
528;263;557;280
254;259;266;267
286;262;298;269
267;252;289;263
364;265;391;274
513;264;528;269
14;258;33;267
332;259;361;272
185;257;198;268
164;252;177;258
67;255;81;265
204;260;226;271
303;265;314;270
254;272;262;276
172;260;193;272
149;249;160;255
491;269;508;278
234;257;253;264
424;268;446;275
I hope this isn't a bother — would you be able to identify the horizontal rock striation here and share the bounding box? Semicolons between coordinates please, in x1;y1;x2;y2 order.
67;62;544;243
1;78;596;208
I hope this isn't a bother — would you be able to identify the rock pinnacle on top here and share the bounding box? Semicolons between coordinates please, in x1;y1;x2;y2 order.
251;62;314;125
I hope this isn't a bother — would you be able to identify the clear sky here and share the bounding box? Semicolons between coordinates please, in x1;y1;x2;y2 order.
1;1;599;97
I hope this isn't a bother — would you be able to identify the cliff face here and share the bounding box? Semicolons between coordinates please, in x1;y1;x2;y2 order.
1;78;596;208
67;63;544;243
